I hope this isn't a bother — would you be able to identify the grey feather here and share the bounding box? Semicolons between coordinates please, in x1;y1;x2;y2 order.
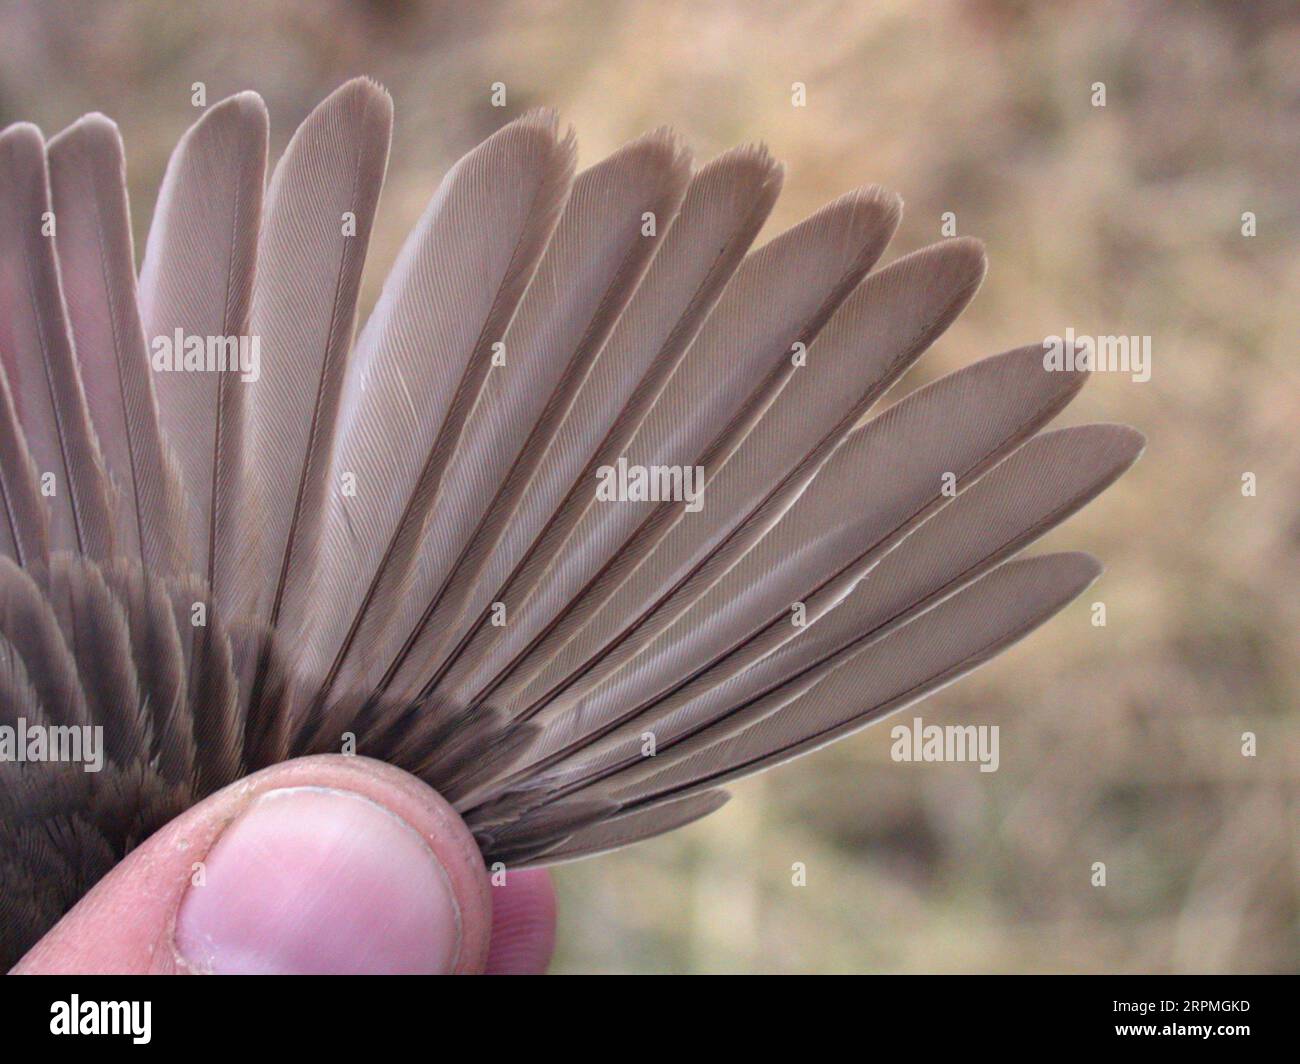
137;92;267;597
232;78;392;631
47;115;188;575
0;124;114;559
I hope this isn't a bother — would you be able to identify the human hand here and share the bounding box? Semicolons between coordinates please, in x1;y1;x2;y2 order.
11;755;556;975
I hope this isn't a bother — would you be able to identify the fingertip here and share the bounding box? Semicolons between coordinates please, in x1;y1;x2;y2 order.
13;755;493;975
485;867;558;975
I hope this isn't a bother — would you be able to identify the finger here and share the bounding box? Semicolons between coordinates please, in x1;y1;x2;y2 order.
12;755;493;974
485;867;558;974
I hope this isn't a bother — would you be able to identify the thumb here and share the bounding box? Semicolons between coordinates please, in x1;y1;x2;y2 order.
11;755;493;974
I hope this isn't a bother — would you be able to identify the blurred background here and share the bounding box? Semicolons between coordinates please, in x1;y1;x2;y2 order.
1;0;1295;972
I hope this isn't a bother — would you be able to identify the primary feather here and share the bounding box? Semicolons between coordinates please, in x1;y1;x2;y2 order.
0;80;1142;966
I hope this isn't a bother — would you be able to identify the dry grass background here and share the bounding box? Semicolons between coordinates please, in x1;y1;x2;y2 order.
0;0;1295;972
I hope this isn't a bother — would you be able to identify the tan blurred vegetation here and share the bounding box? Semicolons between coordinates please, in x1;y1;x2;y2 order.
1;0;1295;972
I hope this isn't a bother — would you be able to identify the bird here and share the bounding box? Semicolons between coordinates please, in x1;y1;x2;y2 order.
0;77;1142;966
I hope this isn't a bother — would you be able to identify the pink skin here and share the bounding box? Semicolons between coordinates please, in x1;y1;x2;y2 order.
10;755;556;975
